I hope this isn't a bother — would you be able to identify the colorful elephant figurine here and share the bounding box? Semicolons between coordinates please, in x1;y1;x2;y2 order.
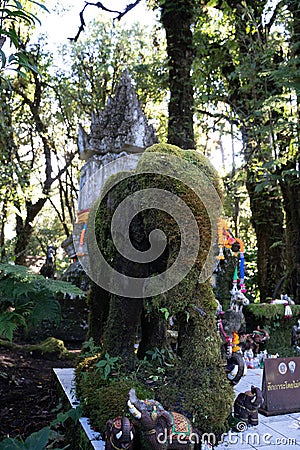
127;388;201;449
234;385;263;426
105;415;136;450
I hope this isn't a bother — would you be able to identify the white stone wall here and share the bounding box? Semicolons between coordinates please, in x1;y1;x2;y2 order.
78;152;141;213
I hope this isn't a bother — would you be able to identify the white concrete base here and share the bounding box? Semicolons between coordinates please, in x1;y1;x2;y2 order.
53;368;105;449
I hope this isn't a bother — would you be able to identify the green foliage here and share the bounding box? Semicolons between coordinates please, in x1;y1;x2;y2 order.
0;427;51;450
0;263;83;340
56;18;168;140
244;304;300;357
0;405;82;449
0;303;28;341
246;303;300;321
0;0;48;76
95;352;121;380
159;307;170;320
80;337;102;357
192;0;300;301
146;346;175;367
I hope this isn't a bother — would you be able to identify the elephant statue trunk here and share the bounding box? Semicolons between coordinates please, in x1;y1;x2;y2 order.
234;385;263;426
128;388;201;449
105;415;136;450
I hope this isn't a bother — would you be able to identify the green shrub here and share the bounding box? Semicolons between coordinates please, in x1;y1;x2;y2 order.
0;406;82;449
76;364;151;434
0;263;83;341
244;303;300;357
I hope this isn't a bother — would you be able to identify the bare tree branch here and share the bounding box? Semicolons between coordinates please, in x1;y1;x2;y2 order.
69;0;142;42
116;0;141;20
265;0;285;35
197;108;241;128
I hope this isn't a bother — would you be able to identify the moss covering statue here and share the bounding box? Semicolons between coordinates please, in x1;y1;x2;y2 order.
78;144;234;438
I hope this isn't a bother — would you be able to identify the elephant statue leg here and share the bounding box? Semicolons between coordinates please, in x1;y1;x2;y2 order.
234;393;251;425
248;409;258;426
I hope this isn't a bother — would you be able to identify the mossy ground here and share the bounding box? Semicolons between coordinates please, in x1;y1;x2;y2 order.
0;336;73;359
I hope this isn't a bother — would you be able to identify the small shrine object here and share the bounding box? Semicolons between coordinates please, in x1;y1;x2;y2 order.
72;70;158;268
40;244;56;279
77;69;158;215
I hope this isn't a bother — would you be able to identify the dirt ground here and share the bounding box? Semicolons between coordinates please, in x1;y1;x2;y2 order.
0;340;81;442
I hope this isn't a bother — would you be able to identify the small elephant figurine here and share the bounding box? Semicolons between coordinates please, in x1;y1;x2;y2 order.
234;385;263;426
127;388;201;449
105;415;136;450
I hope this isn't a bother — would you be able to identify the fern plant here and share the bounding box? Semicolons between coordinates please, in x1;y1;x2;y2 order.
0;263;83;341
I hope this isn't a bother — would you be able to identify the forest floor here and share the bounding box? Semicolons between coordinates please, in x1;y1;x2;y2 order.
0;339;81;443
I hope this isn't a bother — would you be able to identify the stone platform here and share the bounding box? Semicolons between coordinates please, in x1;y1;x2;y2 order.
54;368;300;450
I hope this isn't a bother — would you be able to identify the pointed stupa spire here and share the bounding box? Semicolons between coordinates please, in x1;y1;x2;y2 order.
78;70;158;160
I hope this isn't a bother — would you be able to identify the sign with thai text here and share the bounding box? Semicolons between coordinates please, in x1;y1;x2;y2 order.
259;356;300;416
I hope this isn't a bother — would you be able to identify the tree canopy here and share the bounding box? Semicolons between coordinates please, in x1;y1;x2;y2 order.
0;0;299;304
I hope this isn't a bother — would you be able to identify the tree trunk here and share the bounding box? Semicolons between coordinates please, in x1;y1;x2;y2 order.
160;0;196;149
246;173;285;301
102;296;143;370
14;198;47;265
86;282;110;343
281;0;300;303
90;178;150;369
242;127;285;301
0;86;16;260
0;200;7;261
137;309;167;358
280;168;300;303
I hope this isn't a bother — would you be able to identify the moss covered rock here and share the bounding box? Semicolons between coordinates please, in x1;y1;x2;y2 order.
76;359;151;435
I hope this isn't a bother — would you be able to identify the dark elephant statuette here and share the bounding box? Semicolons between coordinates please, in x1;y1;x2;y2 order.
127;388;201;449
234;385;263;426
105;415;136;450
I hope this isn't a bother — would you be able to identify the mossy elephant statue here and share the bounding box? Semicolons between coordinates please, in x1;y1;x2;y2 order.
127;388;201;449
234;385;263;426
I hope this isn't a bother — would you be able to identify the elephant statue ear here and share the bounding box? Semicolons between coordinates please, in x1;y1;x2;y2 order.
156;411;173;432
106;419;114;432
